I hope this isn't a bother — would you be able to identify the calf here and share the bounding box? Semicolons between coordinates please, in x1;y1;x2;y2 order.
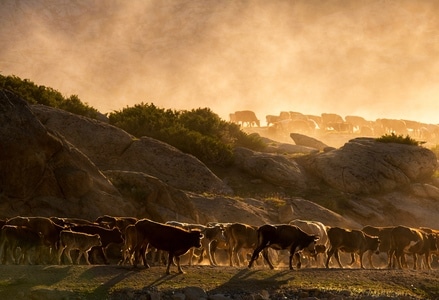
70;224;124;264
165;221;207;266
326;227;380;269
0;225;43;264
134;218;203;274
290;219;329;267
389;225;437;270
362;225;395;268
248;224;319;270
58;230;102;264
224;223;258;267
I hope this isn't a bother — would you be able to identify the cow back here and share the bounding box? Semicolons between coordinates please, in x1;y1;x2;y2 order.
135;219;202;254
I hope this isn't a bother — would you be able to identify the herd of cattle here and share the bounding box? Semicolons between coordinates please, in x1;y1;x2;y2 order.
0;216;438;274
229;110;439;142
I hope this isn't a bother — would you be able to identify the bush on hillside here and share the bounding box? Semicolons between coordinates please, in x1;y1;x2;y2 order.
109;103;265;166
376;132;420;146
0;74;99;119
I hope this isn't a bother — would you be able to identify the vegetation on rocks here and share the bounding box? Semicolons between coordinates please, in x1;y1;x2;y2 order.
0;74;99;119
376;132;421;146
109;103;265;166
1;74;265;167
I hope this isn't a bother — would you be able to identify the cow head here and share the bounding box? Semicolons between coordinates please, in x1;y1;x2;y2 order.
190;230;204;248
427;233;438;252
111;227;124;244
303;235;320;256
366;234;380;255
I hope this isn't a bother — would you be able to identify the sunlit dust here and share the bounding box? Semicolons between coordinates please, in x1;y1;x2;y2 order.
0;0;438;125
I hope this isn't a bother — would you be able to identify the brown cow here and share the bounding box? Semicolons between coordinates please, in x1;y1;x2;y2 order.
58;230;102;265
420;227;439;267
232;110;260;127
0;225;43;264
95;215;138;233
224;223;258;267
326;227;380;269
70;224;124;264
134;218;203;274
6;216;65;263
248;224;319;270
205;222;230;266
290;219;329;267
389;225;437;270
119;224;138;265
362;225;395;269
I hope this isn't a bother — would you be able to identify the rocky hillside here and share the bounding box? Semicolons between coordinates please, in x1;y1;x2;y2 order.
1;89;438;229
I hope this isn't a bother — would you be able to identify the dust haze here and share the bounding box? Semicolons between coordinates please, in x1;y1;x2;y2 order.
1;0;439;124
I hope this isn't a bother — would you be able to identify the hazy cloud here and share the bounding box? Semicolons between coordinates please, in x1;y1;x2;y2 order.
1;0;438;124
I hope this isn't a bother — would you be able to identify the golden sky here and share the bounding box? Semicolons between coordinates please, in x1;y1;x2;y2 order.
1;0;438;124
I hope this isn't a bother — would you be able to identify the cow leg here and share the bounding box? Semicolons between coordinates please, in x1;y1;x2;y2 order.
348;253;356;266
228;245;234;266
57;246;66;264
262;248;275;269
325;247;335;268
248;246;265;268
359;252;365;269
166;252;176;274
83;251;91;265
65;249;73;264
208;240;218;266
293;252;302;269
366;251;375;269
412;253;417;270
333;250;343;268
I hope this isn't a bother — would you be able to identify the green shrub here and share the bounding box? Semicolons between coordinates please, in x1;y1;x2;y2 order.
375;132;420;146
0;74;98;119
109;103;264;166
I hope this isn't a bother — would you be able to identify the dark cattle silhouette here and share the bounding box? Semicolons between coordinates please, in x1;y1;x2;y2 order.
389;225;437;270
231;110;260;127
223;223;258;267
361;225;395;269
134;218;203;274
58;230;102;265
248;224;319;270
326;227;380;269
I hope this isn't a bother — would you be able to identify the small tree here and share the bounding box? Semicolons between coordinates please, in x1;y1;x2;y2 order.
375;132;420;146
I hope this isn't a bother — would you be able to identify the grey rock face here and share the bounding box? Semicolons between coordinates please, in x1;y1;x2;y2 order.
300;137;437;194
0;89;129;219
290;133;329;151
234;147;307;190
31;104;231;194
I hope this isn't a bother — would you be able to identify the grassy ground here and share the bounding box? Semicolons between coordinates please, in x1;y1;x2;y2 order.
1;264;439;299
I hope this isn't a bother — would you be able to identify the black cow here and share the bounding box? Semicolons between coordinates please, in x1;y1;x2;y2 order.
134;218;203;274
248;224;319;270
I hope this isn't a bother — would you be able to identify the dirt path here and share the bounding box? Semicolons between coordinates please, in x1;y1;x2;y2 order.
0;265;438;299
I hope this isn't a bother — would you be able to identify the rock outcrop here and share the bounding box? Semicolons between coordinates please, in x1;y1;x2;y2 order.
0;89;130;219
31;104;231;194
299;137;437;194
103;170;199;223
290;133;330;151
234;147;307;191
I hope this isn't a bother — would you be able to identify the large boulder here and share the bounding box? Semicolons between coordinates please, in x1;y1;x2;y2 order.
103;170;198;223
290;133;329;151
299;137;437;194
31;104;231;194
234;147;307;190
0;89;130;219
